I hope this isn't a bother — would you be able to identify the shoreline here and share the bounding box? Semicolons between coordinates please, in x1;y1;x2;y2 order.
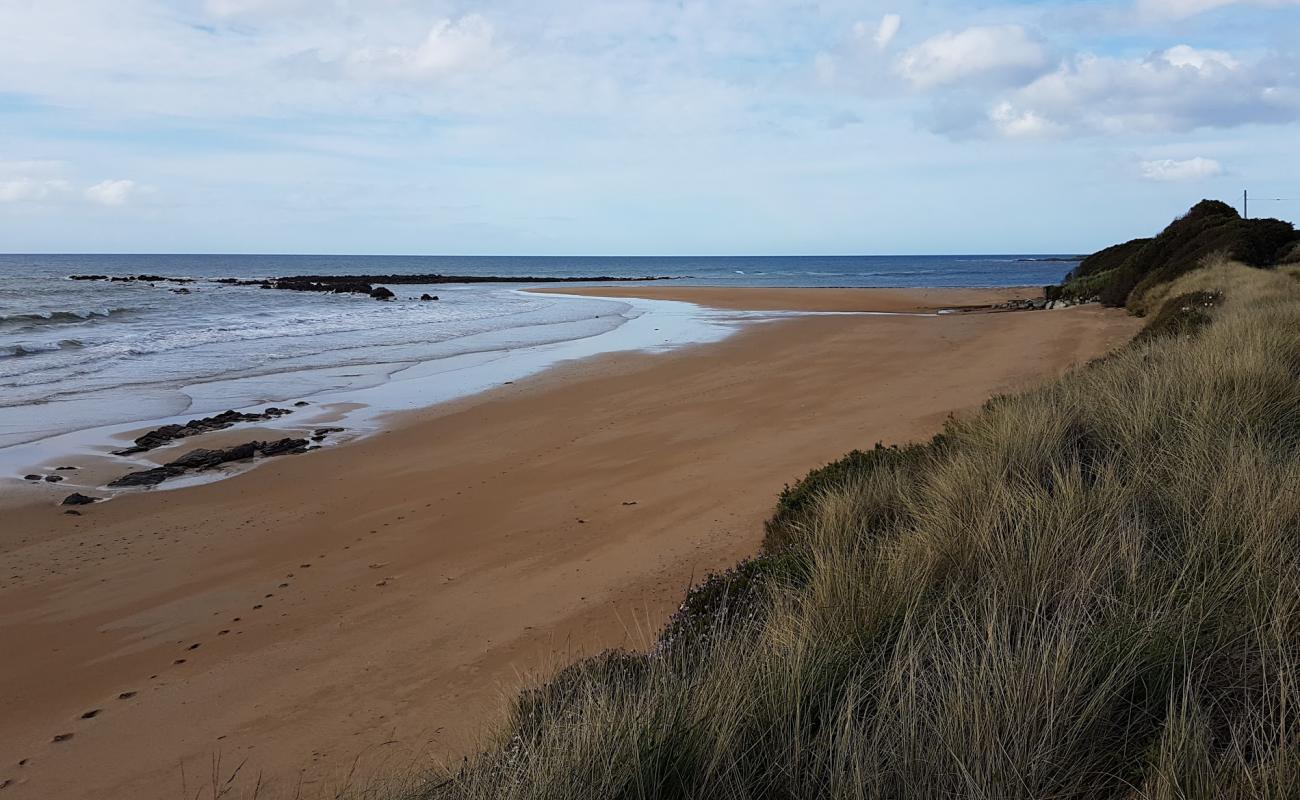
1;285;1027;504
0;287;1139;799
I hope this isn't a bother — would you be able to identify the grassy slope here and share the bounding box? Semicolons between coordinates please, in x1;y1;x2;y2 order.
400;259;1300;800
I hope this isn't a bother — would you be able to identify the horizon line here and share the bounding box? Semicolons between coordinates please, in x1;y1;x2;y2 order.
0;251;1087;259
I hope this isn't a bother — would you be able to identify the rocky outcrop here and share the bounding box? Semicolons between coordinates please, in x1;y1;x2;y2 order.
420;293;438;301
68;273;683;299
108;438;309;489
108;466;185;488
113;407;294;455
62;493;99;505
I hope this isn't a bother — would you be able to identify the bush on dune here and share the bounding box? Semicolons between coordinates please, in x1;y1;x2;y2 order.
407;242;1300;797
1050;200;1299;312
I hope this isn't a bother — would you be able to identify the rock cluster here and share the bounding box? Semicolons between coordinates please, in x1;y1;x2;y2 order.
113;407;294;455
108;437;310;488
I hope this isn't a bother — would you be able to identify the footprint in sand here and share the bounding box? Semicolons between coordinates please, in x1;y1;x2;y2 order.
117;691;136;700
80;709;101;719
187;643;200;651
173;658;186;665
51;733;74;743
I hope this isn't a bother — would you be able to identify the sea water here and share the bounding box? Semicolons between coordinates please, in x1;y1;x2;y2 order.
0;254;1075;478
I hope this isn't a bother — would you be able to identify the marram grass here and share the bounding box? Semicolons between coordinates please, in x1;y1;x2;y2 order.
395;262;1300;800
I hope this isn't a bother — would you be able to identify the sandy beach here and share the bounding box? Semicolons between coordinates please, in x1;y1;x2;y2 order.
0;287;1140;799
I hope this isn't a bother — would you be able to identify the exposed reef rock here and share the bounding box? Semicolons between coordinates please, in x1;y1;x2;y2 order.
113;407;294;455
109;438;309;488
69;272;682;299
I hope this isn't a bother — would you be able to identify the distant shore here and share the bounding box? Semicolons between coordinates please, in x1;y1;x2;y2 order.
0;286;1139;800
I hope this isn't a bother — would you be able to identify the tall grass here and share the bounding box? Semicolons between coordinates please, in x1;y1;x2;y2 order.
408;262;1300;800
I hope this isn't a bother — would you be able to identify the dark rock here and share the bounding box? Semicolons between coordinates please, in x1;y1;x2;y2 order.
43;475;63;483
166;443;256;470
258;438;309;456
64;510;82;516
312;427;345;436
110;437;309;489
108;466;184;488
112;407;296;455
419;293;438;301
55;466;78;470
294;401;310;407
171;288;191;294
23;474;41;481
62;493;98;506
369;286;395;300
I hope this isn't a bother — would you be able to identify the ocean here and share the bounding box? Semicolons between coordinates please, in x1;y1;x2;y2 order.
0;254;1075;473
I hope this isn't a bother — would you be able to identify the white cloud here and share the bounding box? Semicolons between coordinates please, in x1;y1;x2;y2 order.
1161;44;1239;70
85;179;138;207
0;177;70;203
896;26;1051;89
1140;156;1224;180
345;15;496;81
978;45;1300;137
989;101;1066;137
1136;0;1300;20
0;160;72;203
874;14;902;50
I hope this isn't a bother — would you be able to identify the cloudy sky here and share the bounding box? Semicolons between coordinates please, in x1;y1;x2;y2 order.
1;0;1298;254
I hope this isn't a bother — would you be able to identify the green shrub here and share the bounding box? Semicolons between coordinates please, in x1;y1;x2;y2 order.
764;440;940;552
1134;290;1223;342
1047;200;1299;310
656;551;807;656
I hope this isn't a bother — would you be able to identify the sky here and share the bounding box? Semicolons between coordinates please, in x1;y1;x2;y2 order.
0;0;1298;255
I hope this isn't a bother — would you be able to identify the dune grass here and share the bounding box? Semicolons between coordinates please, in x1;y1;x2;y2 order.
396;259;1300;799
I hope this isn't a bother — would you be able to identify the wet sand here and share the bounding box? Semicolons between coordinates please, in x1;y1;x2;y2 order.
0;288;1140;799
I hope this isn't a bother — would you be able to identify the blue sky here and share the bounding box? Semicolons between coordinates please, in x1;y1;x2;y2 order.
1;0;1298;255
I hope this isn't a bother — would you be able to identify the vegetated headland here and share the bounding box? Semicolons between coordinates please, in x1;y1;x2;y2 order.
407;201;1300;799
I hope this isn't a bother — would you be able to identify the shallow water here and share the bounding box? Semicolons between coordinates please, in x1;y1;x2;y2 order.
0;254;1067;482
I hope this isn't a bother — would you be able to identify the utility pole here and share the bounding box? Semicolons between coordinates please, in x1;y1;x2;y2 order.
1244;188;1249;219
